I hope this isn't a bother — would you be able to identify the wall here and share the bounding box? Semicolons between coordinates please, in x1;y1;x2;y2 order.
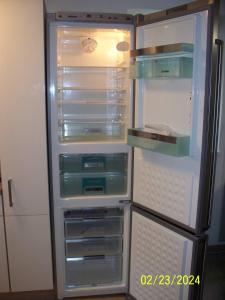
45;0;189;13
208;0;225;245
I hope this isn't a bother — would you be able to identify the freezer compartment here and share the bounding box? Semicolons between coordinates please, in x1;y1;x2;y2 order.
65;255;122;287
66;237;123;257
127;128;190;156
60;153;128;173
59;118;126;142
130;57;193;79
65;217;123;239
60;172;127;197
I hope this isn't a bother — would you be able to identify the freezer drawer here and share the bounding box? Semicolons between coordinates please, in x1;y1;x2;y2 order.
66;237;123;257
60;153;128;173
64;207;124;219
65;217;124;238
65;255;122;287
60;172;127;197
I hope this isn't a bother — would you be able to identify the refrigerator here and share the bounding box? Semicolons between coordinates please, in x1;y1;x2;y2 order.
47;1;223;299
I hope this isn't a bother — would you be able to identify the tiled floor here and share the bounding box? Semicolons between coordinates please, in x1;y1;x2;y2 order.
71;296;126;300
203;251;225;300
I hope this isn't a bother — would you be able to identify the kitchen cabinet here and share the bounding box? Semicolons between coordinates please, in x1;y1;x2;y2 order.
0;0;53;293
0;196;9;293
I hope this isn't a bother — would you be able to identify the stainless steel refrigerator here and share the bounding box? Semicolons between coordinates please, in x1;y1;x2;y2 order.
47;1;223;299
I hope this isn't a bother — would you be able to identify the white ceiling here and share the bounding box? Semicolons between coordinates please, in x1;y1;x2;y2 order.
45;0;191;13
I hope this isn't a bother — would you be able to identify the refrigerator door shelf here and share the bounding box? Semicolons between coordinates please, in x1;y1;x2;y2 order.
65;236;123;257
130;43;193;59
65;255;122;288
65;217;124;239
130;57;193;79
60;153;128;174
127;128;190;157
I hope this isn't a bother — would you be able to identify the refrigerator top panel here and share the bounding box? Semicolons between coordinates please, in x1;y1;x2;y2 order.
132;10;210;232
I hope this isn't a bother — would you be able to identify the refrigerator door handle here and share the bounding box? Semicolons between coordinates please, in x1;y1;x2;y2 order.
7;178;13;207
208;38;223;226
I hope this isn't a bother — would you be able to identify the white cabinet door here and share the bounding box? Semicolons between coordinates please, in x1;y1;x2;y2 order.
5;215;53;292
0;216;10;293
0;0;49;216
0;0;53;292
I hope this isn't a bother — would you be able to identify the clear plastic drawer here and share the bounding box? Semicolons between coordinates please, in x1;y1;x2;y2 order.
66;237;123;257
65;255;122;287
65;217;123;239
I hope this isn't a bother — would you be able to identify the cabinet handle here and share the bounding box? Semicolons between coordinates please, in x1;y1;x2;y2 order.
8;179;13;207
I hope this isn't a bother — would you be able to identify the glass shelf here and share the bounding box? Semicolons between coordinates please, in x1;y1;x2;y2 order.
57;66;128;72
58;87;127;92
58;88;127;101
58;99;127;105
127;128;190;157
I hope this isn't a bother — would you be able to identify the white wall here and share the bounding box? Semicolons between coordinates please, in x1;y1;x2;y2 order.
45;0;189;13
208;0;225;245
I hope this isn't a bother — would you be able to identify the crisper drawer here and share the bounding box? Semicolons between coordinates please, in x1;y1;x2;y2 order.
66;237;123;257
60;172;127;197
59;119;125;142
66;255;122;287
65;217;123;238
60;153;128;173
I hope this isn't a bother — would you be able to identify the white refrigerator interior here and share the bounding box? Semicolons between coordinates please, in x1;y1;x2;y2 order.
56;27;131;143
49;22;132;298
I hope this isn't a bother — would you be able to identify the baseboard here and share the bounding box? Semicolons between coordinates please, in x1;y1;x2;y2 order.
0;289;56;300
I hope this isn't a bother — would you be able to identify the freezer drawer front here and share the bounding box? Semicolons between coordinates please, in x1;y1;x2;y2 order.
65;217;123;239
66;237;123;257
66;255;122;288
129;208;206;300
